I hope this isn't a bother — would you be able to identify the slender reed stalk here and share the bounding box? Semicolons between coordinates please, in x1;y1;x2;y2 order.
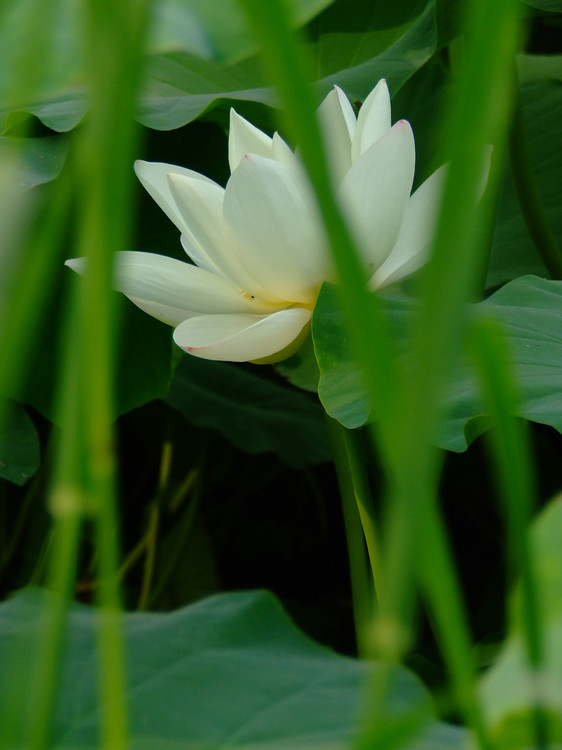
74;0;152;740
470;316;547;746
384;0;522;744
236;1;522;747
20;284;88;750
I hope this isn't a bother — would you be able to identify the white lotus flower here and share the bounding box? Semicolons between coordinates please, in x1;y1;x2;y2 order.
66;80;445;363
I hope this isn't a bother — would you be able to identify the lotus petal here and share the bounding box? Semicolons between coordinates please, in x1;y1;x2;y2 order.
340;120;415;271
352;79;392;162
317;86;356;185
223;155;331;304
134;160;215;236
67;252;278;326
372;165;446;288
228;110;273;173
173;307;311;362
167;173;269;297
272;132;298;168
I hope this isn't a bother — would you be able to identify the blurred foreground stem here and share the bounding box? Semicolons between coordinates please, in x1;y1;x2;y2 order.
470;317;547;747
66;0;152;747
236;0;517;746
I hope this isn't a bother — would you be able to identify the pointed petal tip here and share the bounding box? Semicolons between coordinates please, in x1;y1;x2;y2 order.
133;159;151;177
387;119;415;151
166;169;217;199
228;111;274;173
351;79;393;162
328;85;350;104
65;257;85;273
166;171;182;188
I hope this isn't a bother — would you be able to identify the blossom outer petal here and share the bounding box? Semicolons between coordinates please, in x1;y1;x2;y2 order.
352;79;392;163
173;307;311;362
66;252;279;326
134;160;216;235
116;251;279;316
165;174;242;281
339;120;416;272
371;164;446;288
167;174;227;277
223;154;331;304
317;86;356;184
228;109;273;173
168;173;278;301
125;297;198;327
65;255;194;326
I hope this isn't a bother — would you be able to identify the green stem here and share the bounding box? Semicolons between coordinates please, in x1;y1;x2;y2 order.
135;440;172;609
326;418;373;658
146;472;202;609
509;81;562;279
415;490;493;748
77;0;152;745
14;281;88;750
470;317;547;747
25;514;81;750
94;507;128;750
342;429;382;602
236;1;507;746
138;502;160;610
